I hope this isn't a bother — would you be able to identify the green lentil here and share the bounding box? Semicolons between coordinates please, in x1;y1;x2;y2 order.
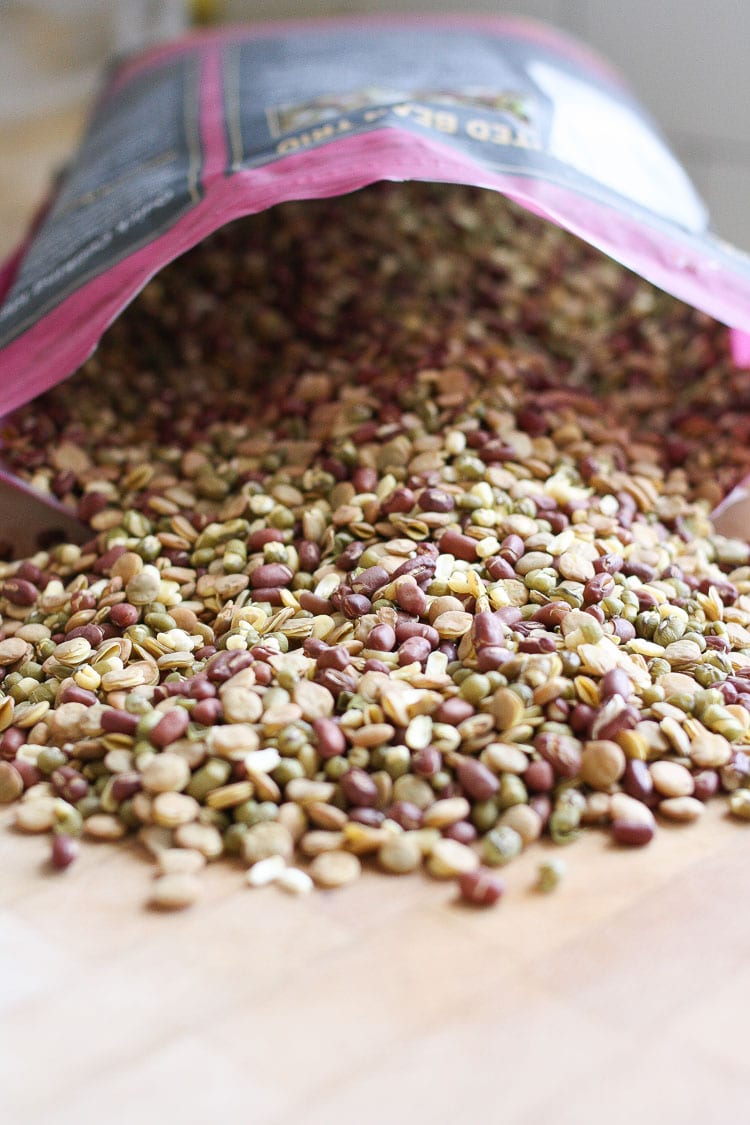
729;789;750;820
482;826;523;867
549;805;583;845
536;858;567;893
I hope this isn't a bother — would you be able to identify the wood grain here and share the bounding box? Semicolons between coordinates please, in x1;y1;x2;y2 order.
3;110;750;1125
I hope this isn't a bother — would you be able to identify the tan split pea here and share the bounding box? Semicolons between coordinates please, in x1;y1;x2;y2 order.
292;677;335;720
309;849;362;888
342;822;390;855
300;830;347;856
138;826;174;857
241;822;294;865
347;723;396;748
174;822;224;858
157;848;206;876
659;717;691;756
220;689;263;724
276;802;309;841
688;729;732;769
15;798;57;833
422;797;471;828
83;813;128;840
0;638;30;665
149;873;201;910
210;724;260;758
378;833;423;874
580;740;626;789
658;796;704;822
426;838;480;879
306;802;348;831
582;792;612;825
285;778;335;805
404;715;433;750
482;743;530;774
131;792;154;824
432;611;473;638
244;749;282;775
558;552;595;582
650;760;694;798
205;781;255;810
0;762;23;803
497;803;542;845
151;792;200;828
488;688;525;730
392;774;435;810
141;752;191;794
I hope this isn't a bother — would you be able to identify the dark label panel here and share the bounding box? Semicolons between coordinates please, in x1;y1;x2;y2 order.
223;28;707;238
0;54;202;347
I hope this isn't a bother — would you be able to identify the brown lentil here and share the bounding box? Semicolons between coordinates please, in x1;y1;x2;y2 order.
2;182;750;910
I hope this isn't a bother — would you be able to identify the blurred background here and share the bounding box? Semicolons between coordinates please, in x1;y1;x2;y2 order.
0;0;748;249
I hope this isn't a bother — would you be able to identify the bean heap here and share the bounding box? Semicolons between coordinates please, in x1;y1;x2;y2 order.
2;182;750;909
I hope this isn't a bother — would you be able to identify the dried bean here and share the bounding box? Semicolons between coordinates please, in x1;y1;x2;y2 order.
427;838;480;879
50;834;79;869
378;834;423;874
150;874;201;910
658;796;704;822
310;850;361;888
1;182;749;917
536;858;566;892
612;819;655;846
0;761;23;803
458;868;505;907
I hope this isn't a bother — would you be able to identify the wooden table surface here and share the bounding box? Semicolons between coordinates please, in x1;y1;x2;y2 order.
2;107;750;1125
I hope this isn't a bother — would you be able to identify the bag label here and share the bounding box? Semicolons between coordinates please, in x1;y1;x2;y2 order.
224;27;706;237
0;53;202;347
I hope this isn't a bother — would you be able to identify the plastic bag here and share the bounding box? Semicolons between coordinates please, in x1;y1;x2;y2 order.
2;15;749;534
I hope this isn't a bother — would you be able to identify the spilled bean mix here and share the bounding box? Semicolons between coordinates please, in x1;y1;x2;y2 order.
2;183;750;910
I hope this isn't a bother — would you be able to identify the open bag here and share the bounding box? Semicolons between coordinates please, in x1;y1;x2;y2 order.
2;15;750;545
